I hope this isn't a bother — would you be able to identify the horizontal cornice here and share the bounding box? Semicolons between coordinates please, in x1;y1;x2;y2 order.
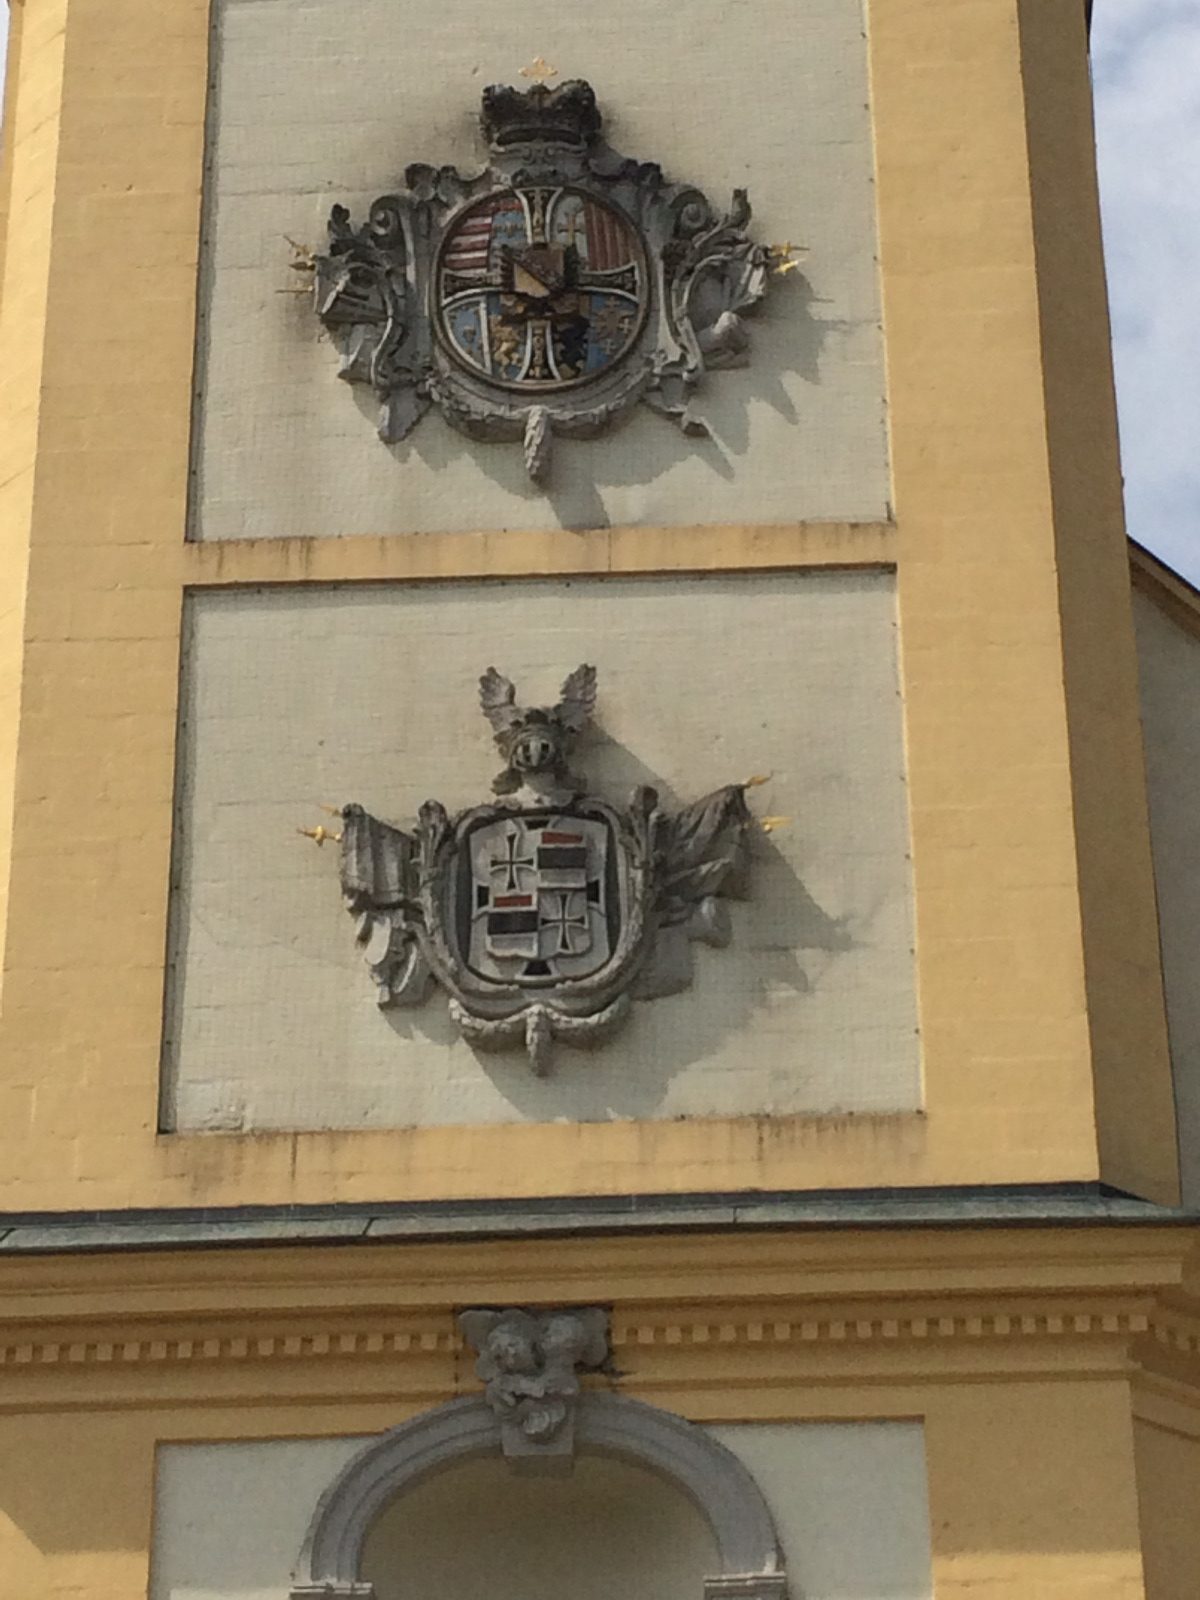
0;1293;1191;1415
0;1217;1194;1412
0;1183;1195;1257
0;1299;1160;1382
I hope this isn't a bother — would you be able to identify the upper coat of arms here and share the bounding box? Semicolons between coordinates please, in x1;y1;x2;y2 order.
331;668;759;1073
306;79;773;483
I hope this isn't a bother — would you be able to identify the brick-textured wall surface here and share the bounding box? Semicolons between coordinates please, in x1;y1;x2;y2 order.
192;0;888;539
162;572;918;1132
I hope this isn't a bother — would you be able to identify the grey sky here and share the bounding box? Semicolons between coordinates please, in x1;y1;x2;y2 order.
1093;1;1200;584
0;9;1195;583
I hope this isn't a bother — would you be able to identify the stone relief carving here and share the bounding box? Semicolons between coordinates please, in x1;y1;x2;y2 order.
304;79;776;483
329;667;761;1073
457;1306;609;1467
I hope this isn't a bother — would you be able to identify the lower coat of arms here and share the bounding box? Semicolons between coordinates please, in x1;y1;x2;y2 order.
330;667;759;1073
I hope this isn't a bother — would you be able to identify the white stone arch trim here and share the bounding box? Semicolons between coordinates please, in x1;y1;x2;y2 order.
291;1393;787;1600
578;1394;783;1581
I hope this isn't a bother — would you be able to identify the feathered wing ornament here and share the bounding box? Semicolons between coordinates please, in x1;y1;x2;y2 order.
554;664;597;734
479;668;529;794
479;667;523;741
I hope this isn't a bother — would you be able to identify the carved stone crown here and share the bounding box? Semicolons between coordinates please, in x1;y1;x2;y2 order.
480;79;602;149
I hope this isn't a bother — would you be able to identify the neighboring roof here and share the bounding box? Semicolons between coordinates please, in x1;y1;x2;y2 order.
1130;539;1200;643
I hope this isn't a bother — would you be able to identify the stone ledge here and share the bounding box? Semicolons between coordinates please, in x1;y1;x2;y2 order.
0;1184;1194;1256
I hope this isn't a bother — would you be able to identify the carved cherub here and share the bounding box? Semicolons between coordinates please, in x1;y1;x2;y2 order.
479;664;597;799
467;1309;544;1413
458;1307;609;1445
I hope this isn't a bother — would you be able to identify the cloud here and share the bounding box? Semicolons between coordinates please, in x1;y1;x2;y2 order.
1093;1;1200;583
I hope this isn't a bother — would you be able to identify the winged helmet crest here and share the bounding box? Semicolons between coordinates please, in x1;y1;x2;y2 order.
478;664;597;797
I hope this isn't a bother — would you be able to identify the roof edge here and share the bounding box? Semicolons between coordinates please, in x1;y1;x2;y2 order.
1130;538;1200;643
0;1182;1195;1257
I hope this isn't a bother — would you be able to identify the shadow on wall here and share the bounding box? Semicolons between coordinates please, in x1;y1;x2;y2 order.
381;728;860;1121
341;268;828;531
360;1453;717;1600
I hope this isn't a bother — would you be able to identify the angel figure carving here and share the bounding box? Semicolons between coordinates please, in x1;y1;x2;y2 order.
457;1306;609;1463
323;666;763;1072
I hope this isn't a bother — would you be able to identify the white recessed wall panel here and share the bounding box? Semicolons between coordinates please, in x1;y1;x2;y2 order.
150;1423;933;1600
192;0;888;537
162;572;918;1133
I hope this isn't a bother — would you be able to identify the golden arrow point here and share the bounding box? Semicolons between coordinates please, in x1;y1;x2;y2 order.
298;824;342;847
284;235;317;272
742;772;772;789
758;815;793;835
767;241;807;277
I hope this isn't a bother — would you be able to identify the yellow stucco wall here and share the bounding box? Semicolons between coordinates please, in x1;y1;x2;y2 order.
0;0;68;996
0;10;1195;1597
0;0;1178;1209
1016;0;1178;1206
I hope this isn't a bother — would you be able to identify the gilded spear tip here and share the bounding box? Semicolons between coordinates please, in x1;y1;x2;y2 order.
298;824;342;846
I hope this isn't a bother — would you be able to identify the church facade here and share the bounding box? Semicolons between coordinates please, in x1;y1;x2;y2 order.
0;1;1197;1596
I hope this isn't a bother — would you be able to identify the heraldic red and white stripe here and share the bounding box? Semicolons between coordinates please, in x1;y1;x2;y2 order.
443;197;507;277
583;200;632;273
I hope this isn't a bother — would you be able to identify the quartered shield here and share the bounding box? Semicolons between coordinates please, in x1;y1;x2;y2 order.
462;810;616;984
435;185;649;392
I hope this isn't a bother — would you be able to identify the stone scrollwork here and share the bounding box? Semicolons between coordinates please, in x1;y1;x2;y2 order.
304;79;774;483
330;666;762;1073
458;1306;609;1468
